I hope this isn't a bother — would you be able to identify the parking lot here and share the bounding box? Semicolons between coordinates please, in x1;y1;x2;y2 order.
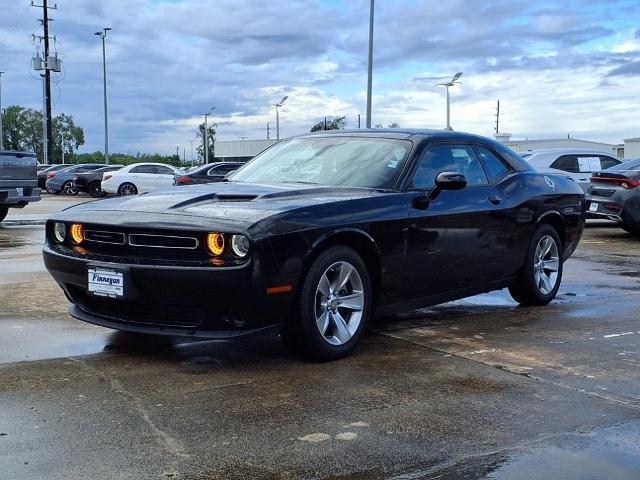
1;197;639;479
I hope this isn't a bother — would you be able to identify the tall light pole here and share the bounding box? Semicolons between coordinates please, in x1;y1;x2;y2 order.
436;72;463;130
273;96;288;140
0;72;4;151
366;0;374;128
94;27;112;164
202;106;215;164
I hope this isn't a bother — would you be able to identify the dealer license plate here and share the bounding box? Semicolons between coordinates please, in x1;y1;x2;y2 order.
589;202;599;213
88;267;124;298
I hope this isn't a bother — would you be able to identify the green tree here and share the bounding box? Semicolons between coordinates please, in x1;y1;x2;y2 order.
1;105;85;163
310;115;346;132
196;122;216;161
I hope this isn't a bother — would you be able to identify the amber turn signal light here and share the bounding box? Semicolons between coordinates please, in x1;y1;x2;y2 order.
70;224;84;245
206;233;225;256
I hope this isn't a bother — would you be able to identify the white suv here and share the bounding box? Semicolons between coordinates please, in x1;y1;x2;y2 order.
521;148;622;191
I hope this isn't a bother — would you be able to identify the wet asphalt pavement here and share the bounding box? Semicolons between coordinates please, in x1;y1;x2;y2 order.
0;206;639;479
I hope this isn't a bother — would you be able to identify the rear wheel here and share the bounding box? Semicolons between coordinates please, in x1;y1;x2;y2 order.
118;183;138;196
509;224;563;306
621;222;640;236
62;181;78;196
89;182;106;198
283;246;372;361
0;207;8;223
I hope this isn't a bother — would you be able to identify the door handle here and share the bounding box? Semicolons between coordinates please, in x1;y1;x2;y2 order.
488;195;502;205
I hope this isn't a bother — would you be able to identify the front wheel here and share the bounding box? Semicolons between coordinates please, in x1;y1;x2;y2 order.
509;224;563;306
283;246;372;361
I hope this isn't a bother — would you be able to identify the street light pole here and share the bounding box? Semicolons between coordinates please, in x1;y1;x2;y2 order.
366;0;375;129
61;131;64;163
436;72;463;130
273;96;288;141
202;107;214;164
0;72;4;151
94;27;112;164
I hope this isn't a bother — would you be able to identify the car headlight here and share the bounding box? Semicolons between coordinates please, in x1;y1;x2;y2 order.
70;224;84;245
206;233;225;256
53;222;66;243
231;235;250;258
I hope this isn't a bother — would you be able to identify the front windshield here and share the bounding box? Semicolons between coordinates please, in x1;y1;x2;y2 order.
229;136;412;189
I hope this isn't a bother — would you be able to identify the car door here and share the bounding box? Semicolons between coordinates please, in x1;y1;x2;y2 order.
128;165;155;192
406;144;508;298
153;165;177;189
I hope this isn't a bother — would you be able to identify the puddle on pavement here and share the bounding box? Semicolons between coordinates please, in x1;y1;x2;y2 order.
425;421;640;480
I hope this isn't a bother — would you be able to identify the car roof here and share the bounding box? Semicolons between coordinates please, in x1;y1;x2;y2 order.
523;148;618;156
125;162;176;169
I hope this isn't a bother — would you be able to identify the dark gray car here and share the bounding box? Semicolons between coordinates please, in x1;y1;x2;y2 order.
586;159;640;234
45;164;105;195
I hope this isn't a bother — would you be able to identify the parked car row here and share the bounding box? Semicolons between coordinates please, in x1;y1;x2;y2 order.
36;161;243;197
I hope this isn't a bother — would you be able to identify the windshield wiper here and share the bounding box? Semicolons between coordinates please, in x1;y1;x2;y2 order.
281;180;321;185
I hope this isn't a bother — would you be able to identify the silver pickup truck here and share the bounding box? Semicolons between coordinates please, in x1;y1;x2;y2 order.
0;151;41;223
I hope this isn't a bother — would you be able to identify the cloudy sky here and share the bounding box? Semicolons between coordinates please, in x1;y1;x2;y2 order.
1;0;639;155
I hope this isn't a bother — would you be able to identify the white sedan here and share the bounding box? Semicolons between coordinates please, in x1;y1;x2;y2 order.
101;163;180;196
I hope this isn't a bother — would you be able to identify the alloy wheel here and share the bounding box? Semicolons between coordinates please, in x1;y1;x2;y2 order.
314;261;365;346
120;184;137;196
63;182;78;195
533;235;559;295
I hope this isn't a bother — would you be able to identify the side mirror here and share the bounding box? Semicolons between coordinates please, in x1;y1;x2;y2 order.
428;172;467;200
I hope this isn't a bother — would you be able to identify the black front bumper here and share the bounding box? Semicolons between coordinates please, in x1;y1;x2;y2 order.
43;246;292;338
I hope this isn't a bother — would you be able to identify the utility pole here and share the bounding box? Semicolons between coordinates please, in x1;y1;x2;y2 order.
495;100;500;135
358;114;361;129
94;28;111;164
0;72;4;150
41;74;47;163
189;140;194;166
176;146;179;163
366;0;374;128
60;130;64;163
31;0;57;163
266;123;270;139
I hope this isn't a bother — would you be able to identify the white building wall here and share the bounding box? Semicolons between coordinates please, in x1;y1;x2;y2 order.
216;139;278;159
623;139;640;159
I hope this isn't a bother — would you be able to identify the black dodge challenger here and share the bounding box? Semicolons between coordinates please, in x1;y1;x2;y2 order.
44;130;585;360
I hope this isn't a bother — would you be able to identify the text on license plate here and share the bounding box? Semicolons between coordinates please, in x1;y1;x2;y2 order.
15;188;23;197
88;268;124;298
589;202;599;212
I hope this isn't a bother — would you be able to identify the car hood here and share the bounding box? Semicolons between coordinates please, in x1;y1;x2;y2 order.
53;182;378;231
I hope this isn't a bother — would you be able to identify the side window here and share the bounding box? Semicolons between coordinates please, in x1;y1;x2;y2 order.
156;166;175;175
474;145;510;181
130;165;155;174
576;156;602;173
411;145;488;189
208;166;223;176
600;156;621;170
550;155;579;173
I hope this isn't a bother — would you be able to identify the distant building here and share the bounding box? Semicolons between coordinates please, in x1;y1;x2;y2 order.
623;138;640;160
496;134;623;157
215;139;277;162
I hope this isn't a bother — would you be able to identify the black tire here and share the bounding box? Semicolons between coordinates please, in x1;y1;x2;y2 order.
283;246;372;361
0;207;8;223
89;182;106;198
621;222;640;236
118;183;138;196
509;224;563;306
62;181;78;196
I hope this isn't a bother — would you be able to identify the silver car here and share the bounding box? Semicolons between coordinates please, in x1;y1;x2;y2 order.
586;159;640;235
521;148;622;192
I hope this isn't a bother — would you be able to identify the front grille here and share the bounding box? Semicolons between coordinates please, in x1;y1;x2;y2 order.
72;288;204;328
85;230;126;245
129;233;198;249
